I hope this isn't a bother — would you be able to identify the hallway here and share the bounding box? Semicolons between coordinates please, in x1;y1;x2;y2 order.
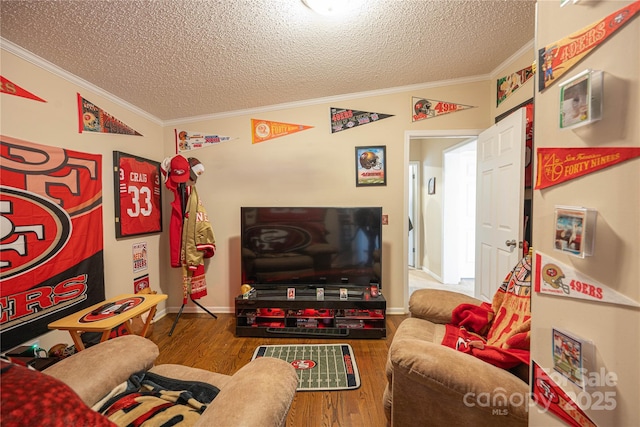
408;268;474;298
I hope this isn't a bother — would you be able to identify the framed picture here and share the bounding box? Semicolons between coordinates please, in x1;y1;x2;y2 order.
553;205;597;258
559;69;603;129
113;151;163;238
428;177;436;194
552;328;594;389
356;145;386;187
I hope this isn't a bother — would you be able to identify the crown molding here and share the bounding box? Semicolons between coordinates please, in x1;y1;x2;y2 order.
1;37;163;125
490;39;535;77
164;74;490;126
3;36;531;128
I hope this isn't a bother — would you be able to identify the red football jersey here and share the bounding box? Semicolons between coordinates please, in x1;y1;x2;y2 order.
118;156;161;236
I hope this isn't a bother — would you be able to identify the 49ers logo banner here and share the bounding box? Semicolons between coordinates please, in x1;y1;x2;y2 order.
535;147;640;189
538;0;640;92
412;97;475;122
0;136;105;351
535;251;639;308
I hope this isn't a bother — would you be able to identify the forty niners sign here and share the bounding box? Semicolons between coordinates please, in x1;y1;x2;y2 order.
0;136;105;351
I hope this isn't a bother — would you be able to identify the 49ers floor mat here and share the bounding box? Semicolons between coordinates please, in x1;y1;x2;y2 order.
251;344;360;391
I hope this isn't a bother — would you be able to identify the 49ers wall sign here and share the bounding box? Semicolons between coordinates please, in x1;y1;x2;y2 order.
0;136;105;351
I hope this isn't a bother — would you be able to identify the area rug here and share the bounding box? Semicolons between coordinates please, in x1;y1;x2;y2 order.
252;343;360;391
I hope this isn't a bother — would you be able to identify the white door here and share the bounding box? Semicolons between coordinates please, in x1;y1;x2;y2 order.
475;108;526;301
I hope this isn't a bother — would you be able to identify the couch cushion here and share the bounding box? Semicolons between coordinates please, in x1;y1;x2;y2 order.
1;360;114;427
409;289;482;324
393;316;446;344
43;335;159;406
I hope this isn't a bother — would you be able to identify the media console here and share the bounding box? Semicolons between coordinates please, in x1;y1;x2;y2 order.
235;287;386;339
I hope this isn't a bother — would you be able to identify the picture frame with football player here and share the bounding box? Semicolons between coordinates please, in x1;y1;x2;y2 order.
113;151;163;238
355;145;386;187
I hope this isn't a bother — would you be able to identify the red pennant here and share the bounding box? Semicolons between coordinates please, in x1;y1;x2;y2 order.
535;147;640;190
539;0;640;91
532;361;597;427
1;76;46;102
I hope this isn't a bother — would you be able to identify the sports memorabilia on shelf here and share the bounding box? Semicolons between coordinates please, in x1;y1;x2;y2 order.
553;206;596;258
559;69;603;129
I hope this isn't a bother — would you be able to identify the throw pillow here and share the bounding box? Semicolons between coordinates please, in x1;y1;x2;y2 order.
0;360;115;427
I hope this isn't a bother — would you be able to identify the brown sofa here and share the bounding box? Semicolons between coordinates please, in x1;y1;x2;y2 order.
3;335;298;426
383;289;529;427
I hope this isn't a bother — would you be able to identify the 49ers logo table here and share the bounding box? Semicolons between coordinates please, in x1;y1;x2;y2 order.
48;293;167;351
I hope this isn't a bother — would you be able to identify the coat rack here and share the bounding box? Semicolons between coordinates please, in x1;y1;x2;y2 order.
167;175;218;336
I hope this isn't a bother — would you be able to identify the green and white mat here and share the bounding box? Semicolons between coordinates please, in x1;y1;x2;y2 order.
251;343;360;391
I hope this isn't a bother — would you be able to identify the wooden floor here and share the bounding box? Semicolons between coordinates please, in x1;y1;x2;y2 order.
147;312;407;427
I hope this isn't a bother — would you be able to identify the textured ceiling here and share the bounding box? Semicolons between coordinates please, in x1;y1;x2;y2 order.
0;0;536;122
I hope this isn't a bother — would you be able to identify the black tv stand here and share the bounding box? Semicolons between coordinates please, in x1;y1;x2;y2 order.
234;286;386;339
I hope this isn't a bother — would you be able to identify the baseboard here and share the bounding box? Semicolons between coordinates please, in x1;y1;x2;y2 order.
420;267;443;283
165;306;233;314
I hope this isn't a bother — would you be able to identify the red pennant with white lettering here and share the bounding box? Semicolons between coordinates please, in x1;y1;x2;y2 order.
535;147;640;190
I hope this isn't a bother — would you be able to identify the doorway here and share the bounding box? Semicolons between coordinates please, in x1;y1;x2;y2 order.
442;139;477;285
403;129;482;309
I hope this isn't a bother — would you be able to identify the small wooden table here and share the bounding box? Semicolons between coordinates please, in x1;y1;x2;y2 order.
48;293;167;351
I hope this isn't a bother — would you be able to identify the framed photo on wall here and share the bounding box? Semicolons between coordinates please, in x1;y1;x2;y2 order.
113;151;163;238
356;145;386;187
428;177;436;194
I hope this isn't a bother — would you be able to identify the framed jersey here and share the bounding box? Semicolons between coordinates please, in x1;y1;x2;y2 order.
113;151;163;238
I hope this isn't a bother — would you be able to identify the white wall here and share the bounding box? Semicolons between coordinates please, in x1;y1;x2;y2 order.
531;1;640;426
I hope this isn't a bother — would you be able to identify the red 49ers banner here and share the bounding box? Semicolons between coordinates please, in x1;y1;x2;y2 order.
535;147;640;190
0;136;105;351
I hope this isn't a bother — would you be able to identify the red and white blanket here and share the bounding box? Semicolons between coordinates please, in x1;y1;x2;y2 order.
441;254;532;369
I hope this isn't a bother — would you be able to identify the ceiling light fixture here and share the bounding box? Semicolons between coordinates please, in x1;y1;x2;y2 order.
302;0;360;16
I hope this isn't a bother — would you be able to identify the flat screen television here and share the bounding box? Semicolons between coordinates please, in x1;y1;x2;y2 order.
241;207;382;289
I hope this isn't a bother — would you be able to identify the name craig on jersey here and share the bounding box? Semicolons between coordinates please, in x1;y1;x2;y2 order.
128;172;148;183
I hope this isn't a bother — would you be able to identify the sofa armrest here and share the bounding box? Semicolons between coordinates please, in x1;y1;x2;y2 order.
43;335;159;407
409;289;483;324
389;338;528;427
196;357;298;427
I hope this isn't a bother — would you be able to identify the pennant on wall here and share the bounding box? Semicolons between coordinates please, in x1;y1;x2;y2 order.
330;107;394;133
77;93;142;135
496;65;534;106
176;129;235;153
0;135;106;352
535;146;640;190
535;251;640;308
531;360;597;427
538;0;640;92
1;76;46;102
251;119;313;144
411;97;475;122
